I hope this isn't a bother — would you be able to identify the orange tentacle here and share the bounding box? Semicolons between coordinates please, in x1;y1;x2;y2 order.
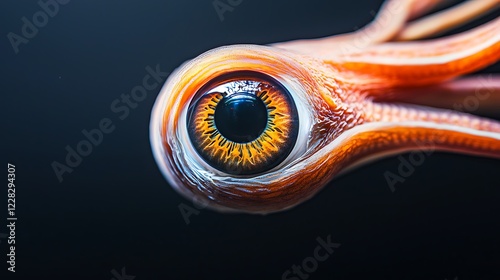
366;102;500;133
335;123;500;174
329;17;500;88
396;0;500;41
272;0;432;56
373;75;500;115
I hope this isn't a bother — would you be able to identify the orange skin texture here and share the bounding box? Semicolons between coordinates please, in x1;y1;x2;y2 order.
151;0;500;213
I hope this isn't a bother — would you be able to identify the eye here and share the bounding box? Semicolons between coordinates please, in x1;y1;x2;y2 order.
186;71;299;175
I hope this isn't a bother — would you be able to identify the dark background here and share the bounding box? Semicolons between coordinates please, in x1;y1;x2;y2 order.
2;0;500;279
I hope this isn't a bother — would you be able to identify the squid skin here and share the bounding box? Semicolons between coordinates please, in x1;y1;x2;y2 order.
150;0;500;214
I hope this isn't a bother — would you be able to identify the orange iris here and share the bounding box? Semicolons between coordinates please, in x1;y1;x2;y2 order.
187;71;299;175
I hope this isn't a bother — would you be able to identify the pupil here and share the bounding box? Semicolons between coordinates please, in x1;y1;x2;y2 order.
214;93;268;143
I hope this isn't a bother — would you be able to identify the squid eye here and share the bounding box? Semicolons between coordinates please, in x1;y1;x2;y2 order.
187;71;299;175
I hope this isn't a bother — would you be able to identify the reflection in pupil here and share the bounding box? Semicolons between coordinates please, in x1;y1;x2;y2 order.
214;92;268;143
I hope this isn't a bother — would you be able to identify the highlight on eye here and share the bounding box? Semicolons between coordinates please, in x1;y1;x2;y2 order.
186;71;299;175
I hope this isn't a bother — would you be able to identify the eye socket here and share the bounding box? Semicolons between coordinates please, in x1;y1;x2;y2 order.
187;71;299;175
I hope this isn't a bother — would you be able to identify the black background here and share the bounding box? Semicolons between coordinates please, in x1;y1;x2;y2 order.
2;0;500;279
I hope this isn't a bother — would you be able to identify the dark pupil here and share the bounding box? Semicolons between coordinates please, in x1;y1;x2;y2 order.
214;92;268;143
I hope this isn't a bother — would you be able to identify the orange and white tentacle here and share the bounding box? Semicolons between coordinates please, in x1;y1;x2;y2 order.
277;0;500;172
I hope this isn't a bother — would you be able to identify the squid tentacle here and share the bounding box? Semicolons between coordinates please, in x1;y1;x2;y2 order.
396;0;500;41
371;75;500;115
